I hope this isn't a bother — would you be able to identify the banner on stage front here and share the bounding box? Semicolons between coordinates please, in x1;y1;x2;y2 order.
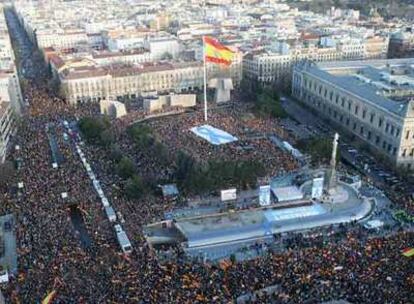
311;177;324;199
259;185;271;206
221;188;237;202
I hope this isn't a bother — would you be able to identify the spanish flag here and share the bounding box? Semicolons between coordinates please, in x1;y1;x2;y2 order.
402;248;414;257
42;290;56;304
204;36;234;66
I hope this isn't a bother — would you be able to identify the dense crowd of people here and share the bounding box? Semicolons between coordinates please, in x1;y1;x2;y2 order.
0;13;413;302
0;79;411;303
142;106;298;177
388;192;414;215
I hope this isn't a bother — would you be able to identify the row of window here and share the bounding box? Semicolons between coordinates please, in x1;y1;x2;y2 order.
307;94;401;158
71;79;203;93
71;82;204;100
303;78;402;138
73;86;197;104
401;148;414;158
69;73;203;93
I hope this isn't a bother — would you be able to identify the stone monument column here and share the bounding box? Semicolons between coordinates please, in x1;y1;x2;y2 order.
208;78;233;104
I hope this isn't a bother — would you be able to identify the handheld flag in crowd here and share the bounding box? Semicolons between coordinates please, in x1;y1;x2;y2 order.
204;36;234;66
402;248;414;257
42;290;56;304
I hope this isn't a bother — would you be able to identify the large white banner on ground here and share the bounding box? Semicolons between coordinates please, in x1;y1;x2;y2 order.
259;185;271;206
311;177;324;199
221;188;237;201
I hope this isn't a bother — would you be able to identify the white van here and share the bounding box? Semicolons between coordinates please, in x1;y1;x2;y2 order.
101;197;110;207
116;228;132;254
114;224;122;233
105;206;117;222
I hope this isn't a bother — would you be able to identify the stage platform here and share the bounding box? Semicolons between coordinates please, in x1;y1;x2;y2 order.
190;124;238;145
172;183;371;249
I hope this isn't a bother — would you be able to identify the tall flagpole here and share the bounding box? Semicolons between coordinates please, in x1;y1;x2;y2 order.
203;36;208;122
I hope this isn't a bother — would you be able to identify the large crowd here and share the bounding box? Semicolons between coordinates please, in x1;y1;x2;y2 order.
0;79;411;303
388;191;414;215
142;106;298;177
0;13;413;303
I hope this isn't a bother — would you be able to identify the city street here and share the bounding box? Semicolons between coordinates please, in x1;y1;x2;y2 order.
5;9;49;85
281;95;414;197
0;2;412;304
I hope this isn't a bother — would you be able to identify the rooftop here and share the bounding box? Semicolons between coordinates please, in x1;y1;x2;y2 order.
60;60;202;80
299;59;414;117
92;48;149;59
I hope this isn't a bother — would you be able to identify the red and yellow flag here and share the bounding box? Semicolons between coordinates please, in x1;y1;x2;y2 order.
402;248;414;257
204;36;234;66
42;290;56;304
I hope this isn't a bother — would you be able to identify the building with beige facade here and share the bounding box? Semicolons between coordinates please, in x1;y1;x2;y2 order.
243;45;342;87
56;56;242;104
46;39;242;105
243;36;389;87
292;59;414;170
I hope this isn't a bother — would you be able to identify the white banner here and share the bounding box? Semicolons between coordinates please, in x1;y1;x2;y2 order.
259;185;271;206
0;270;8;283
311;177;324;199
221;188;237;201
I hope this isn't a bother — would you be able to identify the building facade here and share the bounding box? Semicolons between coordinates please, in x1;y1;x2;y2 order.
292;59;414;170
244;36;389;87
0;101;15;162
0;71;24;114
389;31;414;59
0;5;22;163
58;59;242;104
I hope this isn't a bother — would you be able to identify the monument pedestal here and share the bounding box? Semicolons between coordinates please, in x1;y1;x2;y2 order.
208;78;233;103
